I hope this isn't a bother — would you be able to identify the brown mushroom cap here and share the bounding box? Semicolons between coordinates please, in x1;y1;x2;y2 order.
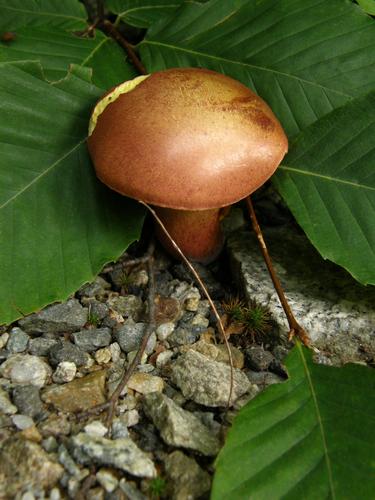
88;68;288;210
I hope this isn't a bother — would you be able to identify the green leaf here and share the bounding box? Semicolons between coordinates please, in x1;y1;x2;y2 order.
0;27;137;88
356;0;375;15
139;0;375;137
106;0;187;28
273;91;375;285
212;343;375;499
0;62;145;325
0;0;87;31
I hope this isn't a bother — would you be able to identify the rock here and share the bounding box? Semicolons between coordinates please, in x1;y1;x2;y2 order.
111;418;129;439
1;354;52;387
156;322;175;341
28;337;57;356
121;409;140;427
58;444;86;478
77;277;111;299
52;361;77;383
0;437;63;498
0;386;17;414
228;228;375;363
245;346;274;371
109;342;121;363
42;436;58;453
38;413;71;437
154;296;182;324
246;370;285;388
0;332;9;349
96;468;119;493
107;295;143;320
84;420;108;438
172;262;224;299
168;327;200;347
11;414;34;430
171;282;201;312
128;373;164;394
48;341;87;367
95;347;112;364
182;340;245;368
71;432;156;478
19;299;87;334
72;328;112;352
42;370;106;413
216;344;245;369
115;320;156;354
170;350;250;407
12;385;44;418
7;327;29;353
119;479;147;500
86;300;109;322
156;350;174;369
164;450;211;500
143;392;220;456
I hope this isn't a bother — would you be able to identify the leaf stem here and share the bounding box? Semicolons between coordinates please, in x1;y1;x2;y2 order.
245;196;310;346
101;20;147;75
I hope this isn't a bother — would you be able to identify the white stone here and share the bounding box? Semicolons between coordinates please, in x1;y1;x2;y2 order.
12;414;34;430
0;354;52;387
96;469;119;493
52;361;76;383
109;342;121;363
95;347;112;364
156;350;174;368
84;420;108;438
0;332;9;349
156;322;175;341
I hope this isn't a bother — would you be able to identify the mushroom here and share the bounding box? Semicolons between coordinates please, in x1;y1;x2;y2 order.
87;68;288;263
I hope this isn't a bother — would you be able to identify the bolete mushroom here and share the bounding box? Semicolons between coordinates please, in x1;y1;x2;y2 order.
87;68;288;263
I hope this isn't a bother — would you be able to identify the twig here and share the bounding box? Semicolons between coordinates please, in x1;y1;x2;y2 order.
101;20;147;75
245;196;310;346
140;202;235;408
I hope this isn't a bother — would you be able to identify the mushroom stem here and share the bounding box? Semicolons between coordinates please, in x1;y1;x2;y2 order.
153;206;228;263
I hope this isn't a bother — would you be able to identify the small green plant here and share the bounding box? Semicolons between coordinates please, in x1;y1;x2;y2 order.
119;270;134;294
87;306;101;327
222;296;271;342
148;476;167;499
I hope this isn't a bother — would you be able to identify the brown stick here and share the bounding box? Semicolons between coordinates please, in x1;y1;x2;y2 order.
101;20;147;75
141;202;235;407
245;196;310;346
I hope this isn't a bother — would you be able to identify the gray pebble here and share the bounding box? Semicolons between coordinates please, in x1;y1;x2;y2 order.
48;341;87;367
28;337;57;356
72;328;112;352
143;392;220;456
0;386;17;415
78;277;111;299
7;327;29;353
71;433;156;478
170;350;250;407
245;346;275;371
12;385;44;418
164;450;211;499
115;320;156;354
18;299;87;334
42;436;58;453
167;327;200;347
